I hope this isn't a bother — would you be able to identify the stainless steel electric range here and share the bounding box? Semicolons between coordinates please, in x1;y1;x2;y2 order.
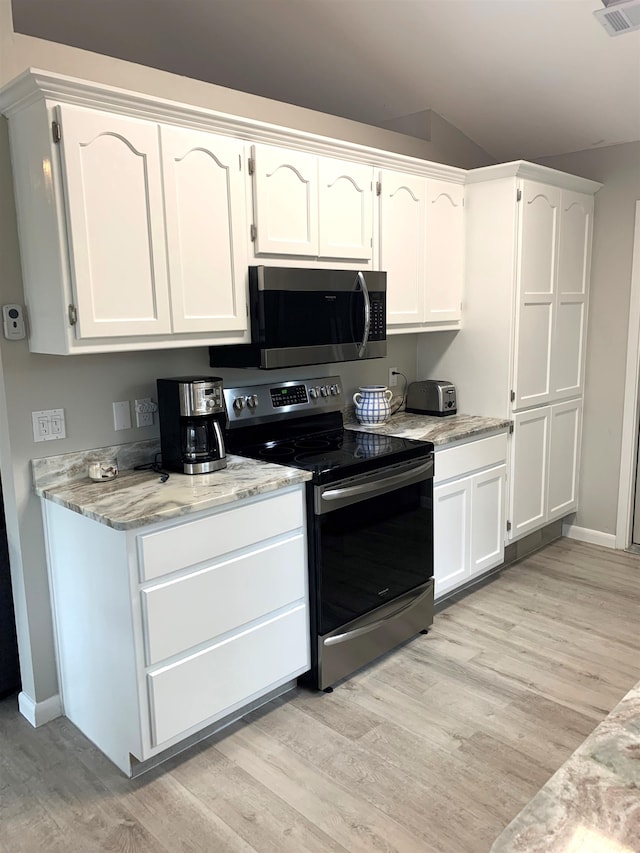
224;375;434;691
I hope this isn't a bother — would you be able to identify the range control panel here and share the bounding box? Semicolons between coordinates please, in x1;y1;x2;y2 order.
225;376;343;425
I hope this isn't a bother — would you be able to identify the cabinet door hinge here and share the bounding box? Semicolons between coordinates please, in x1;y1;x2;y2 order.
248;157;255;176
239;154;242;171
516;188;522;202
68;304;77;326
250;224;257;242
509;422;514;434
510;389;515;402
506;520;512;532
376;181;382;196
52;120;61;144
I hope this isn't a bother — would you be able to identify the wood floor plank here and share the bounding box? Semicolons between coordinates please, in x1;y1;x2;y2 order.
0;538;638;853
215;723;432;853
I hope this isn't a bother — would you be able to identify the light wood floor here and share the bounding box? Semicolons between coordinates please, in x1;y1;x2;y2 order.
1;538;639;853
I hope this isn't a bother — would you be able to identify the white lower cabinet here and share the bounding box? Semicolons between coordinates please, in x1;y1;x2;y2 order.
510;398;582;539
42;486;310;776
433;433;507;599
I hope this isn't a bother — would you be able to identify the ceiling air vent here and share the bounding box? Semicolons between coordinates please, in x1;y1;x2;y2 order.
594;0;640;35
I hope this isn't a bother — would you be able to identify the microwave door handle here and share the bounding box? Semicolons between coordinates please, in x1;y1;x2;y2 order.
357;271;371;358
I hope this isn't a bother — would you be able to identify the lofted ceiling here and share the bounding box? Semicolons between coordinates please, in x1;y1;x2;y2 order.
10;0;640;161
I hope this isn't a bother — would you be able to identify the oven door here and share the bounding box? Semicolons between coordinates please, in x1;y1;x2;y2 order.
309;456;434;689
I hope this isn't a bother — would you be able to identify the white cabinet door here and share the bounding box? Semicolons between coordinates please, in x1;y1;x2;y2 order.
433;478;470;597
379;170;427;325
160;126;248;334
425;180;464;324
57;105;172;338
470;464;506;577
552;191;593;400
509;407;551;540
251;144;318;256
547;399;582;521
318;157;373;260
512;182;561;409
148;604;308;747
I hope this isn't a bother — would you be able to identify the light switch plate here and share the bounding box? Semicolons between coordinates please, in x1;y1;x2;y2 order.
32;409;66;442
112;401;131;431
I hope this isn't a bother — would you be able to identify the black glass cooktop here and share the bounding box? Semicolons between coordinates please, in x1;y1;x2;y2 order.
228;425;433;484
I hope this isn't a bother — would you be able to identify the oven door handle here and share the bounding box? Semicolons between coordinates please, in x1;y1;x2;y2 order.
324;583;432;646
356;271;371;358
320;458;433;509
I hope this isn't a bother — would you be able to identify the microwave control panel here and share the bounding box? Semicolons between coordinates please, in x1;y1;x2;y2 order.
369;296;385;340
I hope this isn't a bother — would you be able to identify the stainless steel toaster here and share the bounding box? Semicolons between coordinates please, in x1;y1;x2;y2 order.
406;380;457;416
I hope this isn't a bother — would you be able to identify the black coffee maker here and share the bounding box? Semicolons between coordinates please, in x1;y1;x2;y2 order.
157;376;227;474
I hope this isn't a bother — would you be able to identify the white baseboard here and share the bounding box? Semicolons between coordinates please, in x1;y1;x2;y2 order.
18;691;62;727
562;523;617;550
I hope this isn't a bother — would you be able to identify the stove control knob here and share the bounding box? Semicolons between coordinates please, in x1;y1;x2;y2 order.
330;384;340;396
320;385;329;397
232;396;246;412
246;394;258;409
309;387;319;399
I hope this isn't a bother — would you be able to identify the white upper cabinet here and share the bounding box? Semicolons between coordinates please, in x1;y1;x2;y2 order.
552;192;593;399
318;157;373;260
512;183;593;410
250;144;318;256
512;182;561;410
424;180;464;324
58;105;172;339
378;170;464;330
378;170;427;325
250;145;373;261
160;126;247;334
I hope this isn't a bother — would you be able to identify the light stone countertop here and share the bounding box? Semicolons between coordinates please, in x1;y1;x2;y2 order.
33;450;311;531
32;412;508;531
491;680;640;852
346;411;511;445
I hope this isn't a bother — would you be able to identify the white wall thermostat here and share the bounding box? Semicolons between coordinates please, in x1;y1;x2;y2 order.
2;304;26;340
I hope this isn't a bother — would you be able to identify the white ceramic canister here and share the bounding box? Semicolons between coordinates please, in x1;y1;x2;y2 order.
353;385;393;425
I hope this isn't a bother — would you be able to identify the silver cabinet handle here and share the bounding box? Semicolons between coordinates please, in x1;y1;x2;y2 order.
356;271;370;358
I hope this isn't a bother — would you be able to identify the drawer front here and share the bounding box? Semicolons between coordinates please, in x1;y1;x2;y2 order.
138;489;304;581
147;604;309;746
142;533;306;665
435;432;508;484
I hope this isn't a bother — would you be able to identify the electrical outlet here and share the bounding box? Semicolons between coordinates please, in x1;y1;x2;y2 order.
112;401;131;431
389;367;398;388
32;409;66;442
134;398;156;428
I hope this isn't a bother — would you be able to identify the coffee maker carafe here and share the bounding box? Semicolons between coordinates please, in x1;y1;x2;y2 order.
157;377;227;474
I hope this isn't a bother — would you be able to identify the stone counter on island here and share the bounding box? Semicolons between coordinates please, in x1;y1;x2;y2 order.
491;679;640;852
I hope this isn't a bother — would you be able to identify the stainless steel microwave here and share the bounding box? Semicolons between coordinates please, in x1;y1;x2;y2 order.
209;266;387;369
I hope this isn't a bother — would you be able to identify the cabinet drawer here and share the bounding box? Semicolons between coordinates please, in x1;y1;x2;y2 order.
142;533;306;664
147;604;309;746
138;489;304;581
435;433;508;484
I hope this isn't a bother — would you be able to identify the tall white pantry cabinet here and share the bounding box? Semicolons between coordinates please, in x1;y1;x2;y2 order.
419;163;601;543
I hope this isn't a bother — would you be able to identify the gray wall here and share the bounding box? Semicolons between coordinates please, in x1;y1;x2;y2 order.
535;142;640;536
0;7;493;708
